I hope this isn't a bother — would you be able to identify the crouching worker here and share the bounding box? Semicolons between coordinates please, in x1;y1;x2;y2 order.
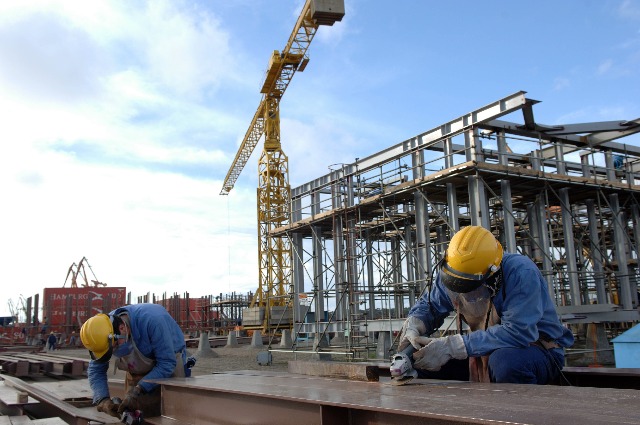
80;303;188;418
398;225;574;384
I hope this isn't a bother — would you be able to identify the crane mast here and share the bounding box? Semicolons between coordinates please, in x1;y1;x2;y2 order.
220;1;344;332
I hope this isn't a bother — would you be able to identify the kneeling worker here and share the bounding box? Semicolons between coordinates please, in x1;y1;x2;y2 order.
398;225;574;384
80;303;188;418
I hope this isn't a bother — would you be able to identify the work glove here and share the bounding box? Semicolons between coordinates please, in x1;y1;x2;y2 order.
398;316;427;351
118;385;143;414
413;334;468;371
96;397;119;418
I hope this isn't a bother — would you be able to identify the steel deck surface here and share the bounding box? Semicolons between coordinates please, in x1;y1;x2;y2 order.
154;370;640;425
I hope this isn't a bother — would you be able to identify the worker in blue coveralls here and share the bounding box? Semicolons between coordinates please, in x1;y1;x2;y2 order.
398;225;574;384
80;303;191;418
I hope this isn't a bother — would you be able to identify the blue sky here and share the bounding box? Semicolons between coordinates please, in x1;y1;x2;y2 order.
1;0;639;318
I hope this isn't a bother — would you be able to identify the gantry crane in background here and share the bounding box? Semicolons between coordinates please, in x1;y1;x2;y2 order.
220;0;344;332
63;256;107;288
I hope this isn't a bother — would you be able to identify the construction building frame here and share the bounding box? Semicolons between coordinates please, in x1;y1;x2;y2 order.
271;91;640;357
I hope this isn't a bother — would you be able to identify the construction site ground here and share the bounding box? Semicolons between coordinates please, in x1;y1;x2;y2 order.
67;344;309;376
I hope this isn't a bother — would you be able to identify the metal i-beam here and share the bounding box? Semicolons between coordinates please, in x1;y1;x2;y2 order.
291;91;530;198
155;372;640;425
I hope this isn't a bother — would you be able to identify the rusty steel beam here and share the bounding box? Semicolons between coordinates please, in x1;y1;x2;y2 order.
153;371;640;425
1;375;117;425
0;357;30;377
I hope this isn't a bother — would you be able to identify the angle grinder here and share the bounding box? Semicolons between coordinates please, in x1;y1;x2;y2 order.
389;345;418;386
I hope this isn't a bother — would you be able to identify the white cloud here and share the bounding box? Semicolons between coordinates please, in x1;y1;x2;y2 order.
618;0;640;20
553;77;571;91
0;0;260;317
597;59;614;75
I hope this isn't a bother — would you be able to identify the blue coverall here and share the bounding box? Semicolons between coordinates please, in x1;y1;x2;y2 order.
87;303;186;404
408;253;574;384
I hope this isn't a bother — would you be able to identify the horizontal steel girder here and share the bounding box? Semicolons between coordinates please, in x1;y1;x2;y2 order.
154;370;640;425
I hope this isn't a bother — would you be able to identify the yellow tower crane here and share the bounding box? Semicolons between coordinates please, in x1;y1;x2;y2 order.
220;0;344;332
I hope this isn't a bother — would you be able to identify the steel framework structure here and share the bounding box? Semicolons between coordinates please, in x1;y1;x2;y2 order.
270;91;640;356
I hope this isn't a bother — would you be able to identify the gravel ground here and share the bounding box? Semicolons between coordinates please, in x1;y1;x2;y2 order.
188;345;319;375
60;343;320;377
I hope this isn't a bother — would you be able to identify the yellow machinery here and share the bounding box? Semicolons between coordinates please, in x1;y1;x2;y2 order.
220;0;344;331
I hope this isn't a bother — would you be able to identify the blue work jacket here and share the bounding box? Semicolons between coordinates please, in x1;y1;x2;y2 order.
87;303;186;403
408;253;574;357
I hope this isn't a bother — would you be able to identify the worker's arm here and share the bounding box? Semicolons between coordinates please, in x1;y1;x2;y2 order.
463;256;544;356
87;359;110;404
136;317;179;393
406;278;455;335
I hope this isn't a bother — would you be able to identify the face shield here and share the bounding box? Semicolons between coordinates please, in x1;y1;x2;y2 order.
440;260;501;319
440;258;501;294
445;284;492;305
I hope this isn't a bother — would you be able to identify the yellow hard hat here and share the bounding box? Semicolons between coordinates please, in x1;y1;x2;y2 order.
441;226;503;293
80;313;114;362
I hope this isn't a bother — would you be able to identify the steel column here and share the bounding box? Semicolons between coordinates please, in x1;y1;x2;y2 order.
311;192;325;324
291;197;304;325
536;194;556;302
560;188;582;305
331;180;346;325
365;236;375;319
610;194;634;309
498;131;517;252
586;199;608;304
466;128;490;228
443;138;460;232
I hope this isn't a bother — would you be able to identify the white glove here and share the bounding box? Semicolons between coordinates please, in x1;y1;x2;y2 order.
398;316;427;351
413;334;468;371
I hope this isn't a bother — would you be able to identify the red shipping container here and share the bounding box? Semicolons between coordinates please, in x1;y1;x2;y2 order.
42;287;127;331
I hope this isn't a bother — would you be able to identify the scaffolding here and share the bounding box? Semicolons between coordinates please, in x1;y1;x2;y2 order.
138;292;252;336
270;91;640;358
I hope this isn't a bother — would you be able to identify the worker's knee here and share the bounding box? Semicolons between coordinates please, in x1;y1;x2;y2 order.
488;348;536;384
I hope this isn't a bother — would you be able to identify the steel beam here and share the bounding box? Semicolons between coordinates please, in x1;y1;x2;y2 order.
155;371;640;425
291;91;529;199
